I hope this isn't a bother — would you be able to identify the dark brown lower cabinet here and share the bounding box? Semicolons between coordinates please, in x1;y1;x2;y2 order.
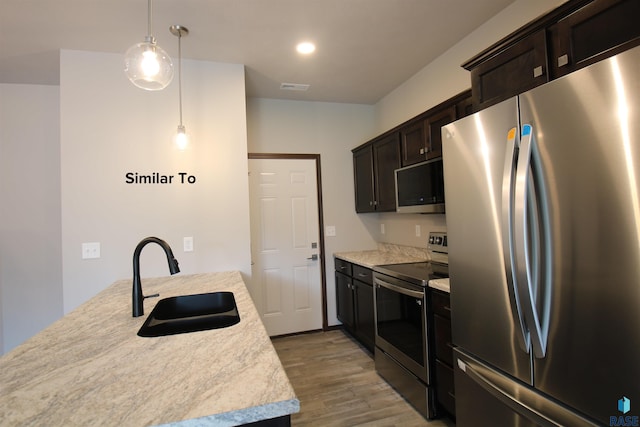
334;258;375;353
431;289;455;418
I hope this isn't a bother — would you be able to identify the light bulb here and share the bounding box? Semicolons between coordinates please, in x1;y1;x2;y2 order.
175;125;189;150
124;40;173;90
141;50;160;77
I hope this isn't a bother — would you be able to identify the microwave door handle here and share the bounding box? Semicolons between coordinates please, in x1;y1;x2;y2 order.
375;278;423;299
502;126;530;353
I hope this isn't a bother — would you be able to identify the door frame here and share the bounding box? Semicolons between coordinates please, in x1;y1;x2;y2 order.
248;153;328;331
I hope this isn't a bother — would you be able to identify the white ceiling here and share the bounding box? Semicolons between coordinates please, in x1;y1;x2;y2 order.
0;0;514;104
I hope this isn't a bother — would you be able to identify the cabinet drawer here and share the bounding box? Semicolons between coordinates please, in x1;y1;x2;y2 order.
431;290;451;319
352;265;373;284
334;258;352;276
434;314;454;366
436;359;456;416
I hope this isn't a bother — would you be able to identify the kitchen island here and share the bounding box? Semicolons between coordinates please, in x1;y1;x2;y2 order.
0;271;299;426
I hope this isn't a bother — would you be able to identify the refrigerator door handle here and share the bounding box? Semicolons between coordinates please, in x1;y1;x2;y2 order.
457;358;556;426
514;124;552;358
456;356;598;427
501;126;530;353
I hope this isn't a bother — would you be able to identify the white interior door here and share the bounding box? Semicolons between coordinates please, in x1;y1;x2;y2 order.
248;158;323;336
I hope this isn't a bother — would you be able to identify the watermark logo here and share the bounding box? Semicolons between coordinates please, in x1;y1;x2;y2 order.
610;396;638;427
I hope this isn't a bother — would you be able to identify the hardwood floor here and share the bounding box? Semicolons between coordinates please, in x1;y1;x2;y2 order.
272;329;455;427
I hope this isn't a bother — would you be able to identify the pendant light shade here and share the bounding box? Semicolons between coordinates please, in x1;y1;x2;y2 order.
124;0;173;90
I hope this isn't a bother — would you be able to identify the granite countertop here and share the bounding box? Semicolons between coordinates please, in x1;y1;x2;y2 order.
428;278;450;293
334;243;429;268
0;271;299;427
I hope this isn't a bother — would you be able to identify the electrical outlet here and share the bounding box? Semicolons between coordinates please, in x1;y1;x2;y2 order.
325;226;336;237
415;225;421;237
184;236;194;252
82;242;100;259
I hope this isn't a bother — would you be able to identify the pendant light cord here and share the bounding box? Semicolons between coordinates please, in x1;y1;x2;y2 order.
178;32;183;127
147;0;153;37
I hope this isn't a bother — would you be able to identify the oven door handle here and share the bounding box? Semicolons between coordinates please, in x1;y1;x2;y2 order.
375;278;424;299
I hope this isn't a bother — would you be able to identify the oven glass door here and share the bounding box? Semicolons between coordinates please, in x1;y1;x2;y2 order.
375;275;427;377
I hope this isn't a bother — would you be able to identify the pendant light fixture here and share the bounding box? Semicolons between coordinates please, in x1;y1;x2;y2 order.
170;25;189;150
124;0;173;90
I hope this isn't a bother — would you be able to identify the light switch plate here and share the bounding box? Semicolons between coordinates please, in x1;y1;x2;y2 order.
82;242;100;259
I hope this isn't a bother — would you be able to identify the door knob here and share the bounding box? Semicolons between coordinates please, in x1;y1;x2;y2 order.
307;254;318;261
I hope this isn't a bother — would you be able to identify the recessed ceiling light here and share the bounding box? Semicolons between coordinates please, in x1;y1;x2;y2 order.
296;42;316;55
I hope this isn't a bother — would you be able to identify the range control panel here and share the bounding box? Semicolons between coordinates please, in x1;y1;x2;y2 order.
427;232;448;265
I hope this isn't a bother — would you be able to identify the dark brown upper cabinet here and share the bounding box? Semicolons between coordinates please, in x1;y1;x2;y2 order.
353;133;401;213
351;90;470;213
424;105;456;161
467;29;549;111
550;0;640;78
463;0;639;111
401;90;471;167
401;121;426;167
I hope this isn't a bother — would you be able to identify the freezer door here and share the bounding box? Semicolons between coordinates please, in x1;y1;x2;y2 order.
454;349;599;427
442;98;532;384
518;45;640;424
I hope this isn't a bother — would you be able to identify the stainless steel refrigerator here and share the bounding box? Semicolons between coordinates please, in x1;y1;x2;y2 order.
442;45;640;426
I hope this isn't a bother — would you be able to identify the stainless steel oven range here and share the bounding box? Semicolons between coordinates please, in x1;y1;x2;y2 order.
373;232;448;419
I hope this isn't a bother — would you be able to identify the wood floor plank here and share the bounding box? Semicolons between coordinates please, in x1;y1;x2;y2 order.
272;329;455;427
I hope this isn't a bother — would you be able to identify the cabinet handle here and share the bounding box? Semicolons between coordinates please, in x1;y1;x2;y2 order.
533;66;543;78
444;305;451;312
357;273;367;277
557;54;569;68
448;392;456;399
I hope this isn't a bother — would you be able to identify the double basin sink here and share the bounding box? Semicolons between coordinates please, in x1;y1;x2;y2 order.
138;291;240;337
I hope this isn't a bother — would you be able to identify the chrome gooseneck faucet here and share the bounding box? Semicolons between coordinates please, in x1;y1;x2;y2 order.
132;237;180;317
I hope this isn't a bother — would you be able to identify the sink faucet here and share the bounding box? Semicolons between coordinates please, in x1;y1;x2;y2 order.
132;237;180;317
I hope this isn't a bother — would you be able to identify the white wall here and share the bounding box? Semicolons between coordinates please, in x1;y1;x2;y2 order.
59;50;251;313
246;98;376;325
0;84;63;353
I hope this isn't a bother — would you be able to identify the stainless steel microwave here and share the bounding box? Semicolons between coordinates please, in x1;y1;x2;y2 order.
395;158;445;214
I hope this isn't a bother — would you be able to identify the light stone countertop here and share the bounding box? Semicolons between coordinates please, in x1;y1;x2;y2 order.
428;278;450;293
0;271;299;427
334;243;429;268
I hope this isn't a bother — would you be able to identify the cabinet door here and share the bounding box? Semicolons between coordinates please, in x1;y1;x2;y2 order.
401;120;427;166
455;91;474;119
470;29;549;110
353;145;375;213
425;105;456;159
335;271;354;328
551;0;640;78
354;280;375;352
372;133;401;212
